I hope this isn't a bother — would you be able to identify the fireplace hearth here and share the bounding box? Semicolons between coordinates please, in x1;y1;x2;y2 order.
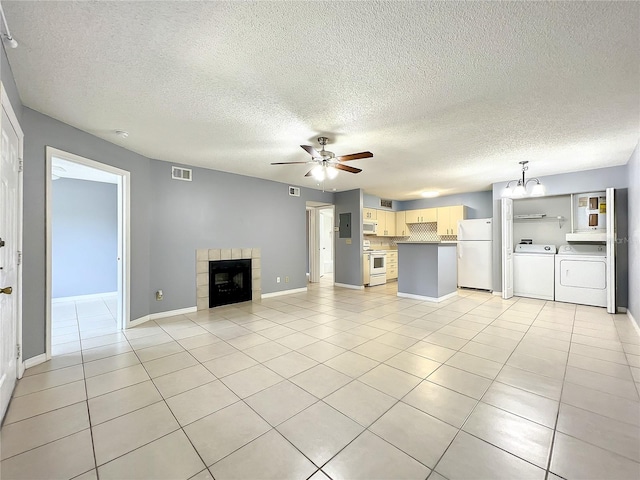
209;259;252;307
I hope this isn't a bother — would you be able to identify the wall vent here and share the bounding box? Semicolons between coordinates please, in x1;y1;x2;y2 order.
172;166;192;181
288;186;300;197
380;199;393;208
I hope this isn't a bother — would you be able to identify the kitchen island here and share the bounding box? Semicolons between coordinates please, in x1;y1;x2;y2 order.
396;242;457;302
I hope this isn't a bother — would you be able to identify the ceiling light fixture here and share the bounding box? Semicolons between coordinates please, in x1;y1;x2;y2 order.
0;2;18;48
421;191;440;198
312;162;339;182
502;161;545;198
115;130;129;139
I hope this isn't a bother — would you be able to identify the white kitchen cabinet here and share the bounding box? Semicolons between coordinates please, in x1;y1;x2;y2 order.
405;208;437;224
386;251;398;280
437;205;467;236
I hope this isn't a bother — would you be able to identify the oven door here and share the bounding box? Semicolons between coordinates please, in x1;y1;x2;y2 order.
370;253;387;274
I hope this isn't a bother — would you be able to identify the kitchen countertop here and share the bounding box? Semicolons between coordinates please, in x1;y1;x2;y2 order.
395;241;456;245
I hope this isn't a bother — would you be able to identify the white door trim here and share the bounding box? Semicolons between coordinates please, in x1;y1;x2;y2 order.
45;147;131;360
0;84;24;379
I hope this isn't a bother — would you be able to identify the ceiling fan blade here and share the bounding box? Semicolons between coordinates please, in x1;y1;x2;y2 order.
304;169;315;177
270;161;310;165
334;163;362;174
301;145;321;157
336;151;373;162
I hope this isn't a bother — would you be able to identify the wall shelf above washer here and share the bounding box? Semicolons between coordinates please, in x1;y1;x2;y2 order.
514;214;546;219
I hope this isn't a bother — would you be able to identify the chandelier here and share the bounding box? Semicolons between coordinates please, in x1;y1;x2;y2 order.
502;161;545;198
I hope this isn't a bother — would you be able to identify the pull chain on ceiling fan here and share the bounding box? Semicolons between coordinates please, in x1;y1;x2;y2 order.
271;137;373;180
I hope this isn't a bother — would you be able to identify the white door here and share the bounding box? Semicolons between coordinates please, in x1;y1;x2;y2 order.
606;187;616;313
501;198;514;299
319;208;333;275
0;105;21;420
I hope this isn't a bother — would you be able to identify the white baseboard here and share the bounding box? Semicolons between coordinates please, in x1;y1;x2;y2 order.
129;306;197;328
492;291;502;296
627;310;640;337
261;287;308;299
23;353;47;370
52;291;117;303
397;291;458;303
334;283;365;290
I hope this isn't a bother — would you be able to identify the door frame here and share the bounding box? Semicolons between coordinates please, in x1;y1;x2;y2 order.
306;203;335;283
45;147;131;360
0;84;24;377
501;197;514;299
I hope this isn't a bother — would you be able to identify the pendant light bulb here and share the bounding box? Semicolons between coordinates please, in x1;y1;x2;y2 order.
311;165;325;181
326;165;338;179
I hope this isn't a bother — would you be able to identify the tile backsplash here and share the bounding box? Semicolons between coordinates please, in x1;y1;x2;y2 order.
365;222;457;248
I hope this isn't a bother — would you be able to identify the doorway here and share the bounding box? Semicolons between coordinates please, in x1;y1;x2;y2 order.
0;85;24;421
46;148;130;359
306;202;335;285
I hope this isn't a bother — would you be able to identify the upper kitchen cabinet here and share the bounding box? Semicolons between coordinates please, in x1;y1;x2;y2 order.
363;208;377;221
405;208;437;224
437;205;467;236
396;211;409;236
378;210;396;236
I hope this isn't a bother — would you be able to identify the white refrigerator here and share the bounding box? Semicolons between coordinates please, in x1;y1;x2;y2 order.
457;218;493;291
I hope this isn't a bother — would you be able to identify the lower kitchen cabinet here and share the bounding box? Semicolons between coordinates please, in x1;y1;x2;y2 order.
386;251;398;281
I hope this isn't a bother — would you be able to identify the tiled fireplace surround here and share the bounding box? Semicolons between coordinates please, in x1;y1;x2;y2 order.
196;248;261;310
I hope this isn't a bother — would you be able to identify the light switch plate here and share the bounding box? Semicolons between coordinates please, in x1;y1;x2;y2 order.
346;239;352;244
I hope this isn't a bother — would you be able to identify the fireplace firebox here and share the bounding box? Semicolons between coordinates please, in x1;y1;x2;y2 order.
209;259;252;307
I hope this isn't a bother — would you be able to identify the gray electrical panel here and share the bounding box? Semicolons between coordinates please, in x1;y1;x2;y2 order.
339;213;352;238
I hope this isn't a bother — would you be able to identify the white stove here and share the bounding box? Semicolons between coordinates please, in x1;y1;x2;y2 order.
363;241;387;286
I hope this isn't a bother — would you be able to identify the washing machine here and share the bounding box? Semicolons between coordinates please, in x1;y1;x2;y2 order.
555;244;607;307
513;244;556;301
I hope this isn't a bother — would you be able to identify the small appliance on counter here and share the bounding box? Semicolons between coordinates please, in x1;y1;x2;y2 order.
457;218;493;290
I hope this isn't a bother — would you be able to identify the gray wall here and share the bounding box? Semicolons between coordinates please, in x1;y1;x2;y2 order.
334;189;363;286
363;193;399;211
628;144;639;323
512;195;572;247
52;178;117;298
492;165;630;294
400;190;493;219
1;45;21;123
148;160;332;314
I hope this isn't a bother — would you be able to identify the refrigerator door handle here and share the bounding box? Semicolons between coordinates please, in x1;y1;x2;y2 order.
458;243;463;259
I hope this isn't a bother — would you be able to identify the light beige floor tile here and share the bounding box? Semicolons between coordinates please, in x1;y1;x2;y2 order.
385;351;440;378
324;351;379;378
219;364;284;398
88;380;162;425
290;364;352;398
496;365;563;401
568;353;634;380
73;468;98;480
571;343;629;365
209;429;316;480
92;401;179;465
472;332;520;351
86;364;149;398
561;382;640;426
324;380;396;427
142;351;198;378
277;402;364;467
506;352;566;380
263;351;318;378
557;403;640;463
371;402;457;468
189;469;214;480
550;432;640;480
243;341;291;362
460;341;512;363
98;430;205;480
0;402;89;460
427;365;491;400
226;333;270;350
80;332;126;350
135;341;185;363
481;381;558;428
297;340;346;362
81;341;132;363
462;402;553;468
423;332;469;350
128;332;174;350
276;332;318;349
0;430;95;480
153;364;216;398
402;381;477;428
189;341;238;363
202;351;258;377
565;365;639;401
258;325;297;340
406;341;457;363
359;364;422;399
4;380;87;424
184;401;271;466
83;351;140;378
437;431;545;480
323;430;430;480
166;380;239;426
13;364;84;397
177;333;221;350
324;331;369;349
245;380;318;426
374;332;420;349
23;353;83;377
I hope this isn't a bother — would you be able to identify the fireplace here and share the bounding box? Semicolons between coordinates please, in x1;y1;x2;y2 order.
209;259;252;307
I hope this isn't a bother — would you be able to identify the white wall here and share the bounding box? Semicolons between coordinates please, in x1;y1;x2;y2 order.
627;144;639;323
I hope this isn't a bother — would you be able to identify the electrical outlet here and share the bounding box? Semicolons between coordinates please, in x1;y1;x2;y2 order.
156;289;163;301
276;277;281;283
285;276;289;283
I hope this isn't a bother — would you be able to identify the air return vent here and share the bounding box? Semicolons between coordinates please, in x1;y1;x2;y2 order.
380;199;392;208
172;166;192;181
288;186;300;197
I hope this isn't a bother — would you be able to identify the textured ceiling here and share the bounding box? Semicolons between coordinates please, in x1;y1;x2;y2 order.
5;1;640;199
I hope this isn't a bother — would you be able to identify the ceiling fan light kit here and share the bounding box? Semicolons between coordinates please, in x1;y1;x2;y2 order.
271;136;372;180
502;161;546;198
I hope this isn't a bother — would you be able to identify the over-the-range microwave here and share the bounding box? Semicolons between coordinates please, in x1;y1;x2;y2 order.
363;221;378;235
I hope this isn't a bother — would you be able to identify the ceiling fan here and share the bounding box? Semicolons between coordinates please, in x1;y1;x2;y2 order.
271;137;373;181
